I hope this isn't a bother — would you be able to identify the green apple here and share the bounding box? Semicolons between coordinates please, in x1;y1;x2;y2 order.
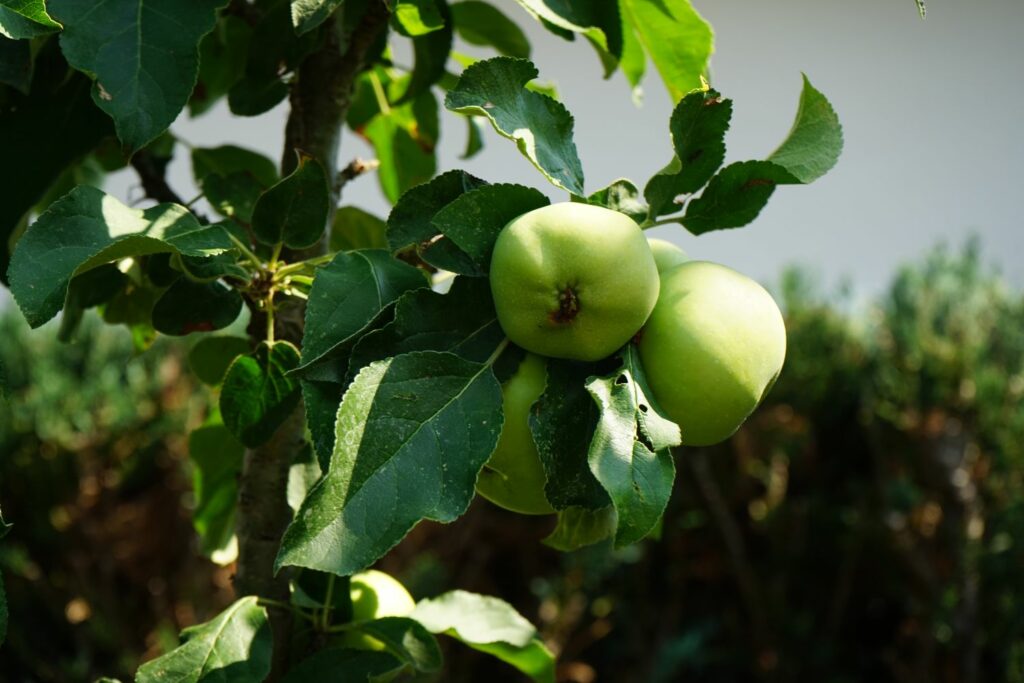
476;353;555;515
350;569;416;620
639;261;786;446
647;238;689;273
489;202;660;361
336;570;417;656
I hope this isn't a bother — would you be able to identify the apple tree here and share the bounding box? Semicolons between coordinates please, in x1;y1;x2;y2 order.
0;0;846;679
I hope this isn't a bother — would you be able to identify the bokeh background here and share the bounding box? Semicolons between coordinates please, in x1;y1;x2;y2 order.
3;1;1024;681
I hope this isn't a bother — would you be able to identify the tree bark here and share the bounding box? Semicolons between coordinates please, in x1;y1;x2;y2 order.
232;3;391;679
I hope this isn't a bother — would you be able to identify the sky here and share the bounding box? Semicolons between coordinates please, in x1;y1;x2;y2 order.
4;0;1021;311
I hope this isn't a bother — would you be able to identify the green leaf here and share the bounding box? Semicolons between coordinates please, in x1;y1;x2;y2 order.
445;57;584;195
585;347;678;546
531;360;609;510
681;160;794;235
451;1;530;57
8;187;230;328
582;178;647;224
49;0;225;153
618;16;644;100
349;617;443;673
153;279;243;336
290;0;344;35
768;74;844;185
189;419;245;562
287;443;324;513
1;45;113;286
395;0;452;103
0;569;6;648
364;109;438;205
280;648;403;682
0;35;31;92
276;351;503;575
460;114;486;159
252;155;330;248
302;376;348;469
230;0;319;115
430;183;549;275
189;336;252;386
542;506;615;551
300;249;426;368
412;590;555;683
395;0;445;36
644;88;732;218
192;145;279;193
331;206;388;252
348;276;508;377
914;0;926;18
136;597;271;683
220;341;302;448
0;0;61;39
511;0;619;76
190;14;252;116
620;0;713;102
386;169;488;270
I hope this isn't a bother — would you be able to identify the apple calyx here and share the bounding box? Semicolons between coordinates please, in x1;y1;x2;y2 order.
551;285;581;324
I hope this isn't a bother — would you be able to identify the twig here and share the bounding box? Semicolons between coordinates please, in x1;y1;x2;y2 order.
336;157;381;193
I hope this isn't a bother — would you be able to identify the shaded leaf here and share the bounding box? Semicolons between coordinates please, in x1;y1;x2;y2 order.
280;648;402;682
681;160;793;235
8;186;230;328
445;57;584;195
135;597;271;683
531;360;609;510
364;109;438;205
277;351;502;575
0;45;112;285
582;178;647;224
620;0;712;102
349;617;442;673
386;169;487;270
585;346;679;546
430;183;548;275
189;336;252;385
644;88;732;218
153;279;243;336
221;341;302;448
460;114;486;159
768;74;844;185
49;0;225;153
189;418;245;562
451;1;529;57
412;590;554;683
348;276;508;377
252;155;330;248
190;14;252;115
542;506;615;551
331;206;388;252
300;249;426;368
192;145;279;223
301;377;348;470
0;35;31;92
0;0;61;39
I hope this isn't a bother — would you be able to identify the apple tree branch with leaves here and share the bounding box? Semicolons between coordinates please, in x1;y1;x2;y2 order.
0;0;846;680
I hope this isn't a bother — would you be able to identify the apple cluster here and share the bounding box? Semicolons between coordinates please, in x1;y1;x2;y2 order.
478;202;787;514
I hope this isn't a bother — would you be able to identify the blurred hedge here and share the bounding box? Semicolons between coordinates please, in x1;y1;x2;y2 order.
1;241;1023;683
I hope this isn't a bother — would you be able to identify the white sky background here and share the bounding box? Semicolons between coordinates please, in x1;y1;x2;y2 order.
4;0;1019;311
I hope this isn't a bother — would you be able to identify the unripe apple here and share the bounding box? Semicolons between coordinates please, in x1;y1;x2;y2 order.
476;353;554;515
639;261;786;446
336;570;417;657
350;569;416;620
489;202;660;361
646;238;689;273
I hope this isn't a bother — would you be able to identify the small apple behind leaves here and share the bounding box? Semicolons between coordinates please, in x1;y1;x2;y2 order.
476;353;554;515
639;261;786;446
489;202;660;361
